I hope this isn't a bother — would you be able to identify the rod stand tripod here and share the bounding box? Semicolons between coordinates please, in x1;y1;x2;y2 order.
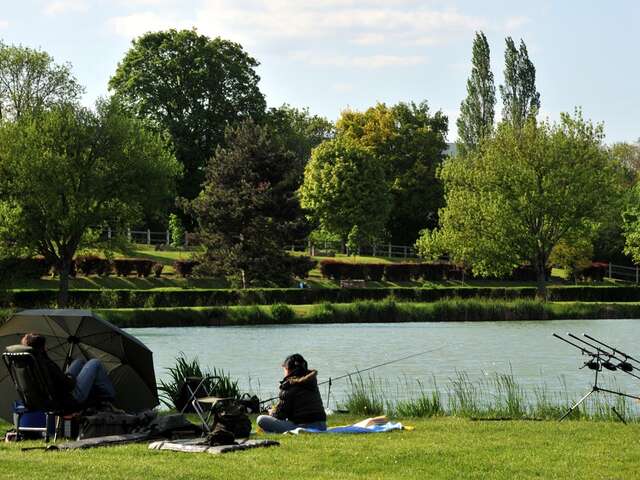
559;357;640;422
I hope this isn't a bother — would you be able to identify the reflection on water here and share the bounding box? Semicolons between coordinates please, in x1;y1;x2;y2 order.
126;319;640;408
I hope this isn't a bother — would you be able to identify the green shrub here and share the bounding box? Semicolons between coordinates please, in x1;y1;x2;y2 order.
271;303;295;323
168;213;185;247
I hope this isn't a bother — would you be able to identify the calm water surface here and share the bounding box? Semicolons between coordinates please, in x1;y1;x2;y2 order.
126;319;640;407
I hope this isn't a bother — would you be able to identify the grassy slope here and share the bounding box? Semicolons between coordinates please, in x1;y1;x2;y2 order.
0;417;637;479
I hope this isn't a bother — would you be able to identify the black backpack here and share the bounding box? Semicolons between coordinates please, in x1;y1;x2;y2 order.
206;399;252;446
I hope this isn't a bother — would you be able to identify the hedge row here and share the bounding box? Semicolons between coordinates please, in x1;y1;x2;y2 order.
3;285;640;309
0;255;199;279
319;260;552;282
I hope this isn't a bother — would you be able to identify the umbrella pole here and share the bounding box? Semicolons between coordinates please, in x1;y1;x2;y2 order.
63;343;74;371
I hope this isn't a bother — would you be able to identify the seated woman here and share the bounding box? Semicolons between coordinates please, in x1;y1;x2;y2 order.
257;353;327;433
21;333;116;406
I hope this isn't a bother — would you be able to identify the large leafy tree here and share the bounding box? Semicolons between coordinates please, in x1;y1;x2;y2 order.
0;41;83;120
186;120;307;288
0;99;180;306
264;104;334;176
499;37;540;129
417;112;619;296
336;101;447;244
299;136;390;244
109;29;266;203
457;31;495;155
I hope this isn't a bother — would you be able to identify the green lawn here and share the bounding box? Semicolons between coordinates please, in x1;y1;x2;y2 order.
0;416;637;479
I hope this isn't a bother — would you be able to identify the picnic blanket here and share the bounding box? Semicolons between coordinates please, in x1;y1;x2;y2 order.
286;417;406;435
149;438;279;455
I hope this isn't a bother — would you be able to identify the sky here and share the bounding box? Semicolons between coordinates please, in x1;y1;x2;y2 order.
0;0;638;144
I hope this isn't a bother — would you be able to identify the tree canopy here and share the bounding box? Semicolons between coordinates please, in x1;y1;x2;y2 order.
264;104;334;176
500;37;540;129
0;99;180;305
335;101;448;244
457;31;495;155
187;120;308;288
417;112;619;295
109;29;266;203
0;41;83;120
299;136;390;244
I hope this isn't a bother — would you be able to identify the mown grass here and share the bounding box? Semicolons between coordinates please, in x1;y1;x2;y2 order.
1;415;639;479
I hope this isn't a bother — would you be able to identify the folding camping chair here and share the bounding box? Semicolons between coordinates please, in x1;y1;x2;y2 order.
176;376;219;414
191;396;235;433
2;345;75;442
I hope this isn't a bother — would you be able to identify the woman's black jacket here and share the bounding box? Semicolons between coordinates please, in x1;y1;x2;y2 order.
273;369;326;425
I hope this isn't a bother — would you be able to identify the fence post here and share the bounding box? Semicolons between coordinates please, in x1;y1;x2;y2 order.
608;262;612;279
373;244;377;257
166;230;170;245
388;244;392;258
147;229;151;245
107;227;112;240
127;228;131;242
404;246;407;259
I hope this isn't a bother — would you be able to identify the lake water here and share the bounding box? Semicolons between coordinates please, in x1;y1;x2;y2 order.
126;319;640;409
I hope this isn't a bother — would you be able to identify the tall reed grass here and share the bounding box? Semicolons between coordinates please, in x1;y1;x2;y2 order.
342;370;638;422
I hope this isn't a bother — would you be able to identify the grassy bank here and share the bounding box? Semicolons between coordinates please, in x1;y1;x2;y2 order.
5;284;640;310
1;416;638;479
77;298;640;327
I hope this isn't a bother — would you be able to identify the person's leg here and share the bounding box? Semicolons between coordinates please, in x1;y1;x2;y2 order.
256;415;299;433
66;359;85;378
72;359;116;404
301;421;327;431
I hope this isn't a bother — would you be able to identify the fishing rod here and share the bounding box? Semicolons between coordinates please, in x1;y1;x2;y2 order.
583;333;640;369
565;333;640;381
259;344;449;405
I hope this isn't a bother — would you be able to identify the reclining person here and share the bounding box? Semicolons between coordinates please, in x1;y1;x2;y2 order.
257;353;327;433
20;333;116;407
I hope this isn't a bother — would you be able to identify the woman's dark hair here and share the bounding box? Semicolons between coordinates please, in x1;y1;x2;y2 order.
282;353;308;373
21;333;46;352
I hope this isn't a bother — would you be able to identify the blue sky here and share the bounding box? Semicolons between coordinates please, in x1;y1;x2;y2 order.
1;0;638;143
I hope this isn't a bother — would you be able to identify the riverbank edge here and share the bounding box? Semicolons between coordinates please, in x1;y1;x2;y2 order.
3;284;640;309
1;299;634;328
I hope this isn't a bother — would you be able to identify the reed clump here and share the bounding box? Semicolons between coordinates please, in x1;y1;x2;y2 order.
341;370;637;422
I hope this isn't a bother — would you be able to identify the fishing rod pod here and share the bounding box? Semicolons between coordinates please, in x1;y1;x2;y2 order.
554;332;640;422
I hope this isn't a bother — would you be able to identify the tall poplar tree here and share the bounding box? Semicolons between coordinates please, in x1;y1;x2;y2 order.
500;37;540;129
457;31;495;155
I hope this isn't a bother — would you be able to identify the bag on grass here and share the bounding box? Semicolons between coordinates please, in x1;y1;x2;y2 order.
205;399;252;446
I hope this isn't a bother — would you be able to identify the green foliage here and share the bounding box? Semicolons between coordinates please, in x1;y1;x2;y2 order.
300;136;390;243
500;37;540;129
270;303;295;323
109;29;266;203
549;237;593;282
157;353;239;409
168;213;185;247
622;182;640;264
422;112;619;295
335;101;448;244
0;98;180;305
264;104;334;175
187;120;307;288
0;41;83;120
457;31;495;155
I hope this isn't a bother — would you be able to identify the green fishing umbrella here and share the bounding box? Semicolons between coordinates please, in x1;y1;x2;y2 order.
0;309;158;422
